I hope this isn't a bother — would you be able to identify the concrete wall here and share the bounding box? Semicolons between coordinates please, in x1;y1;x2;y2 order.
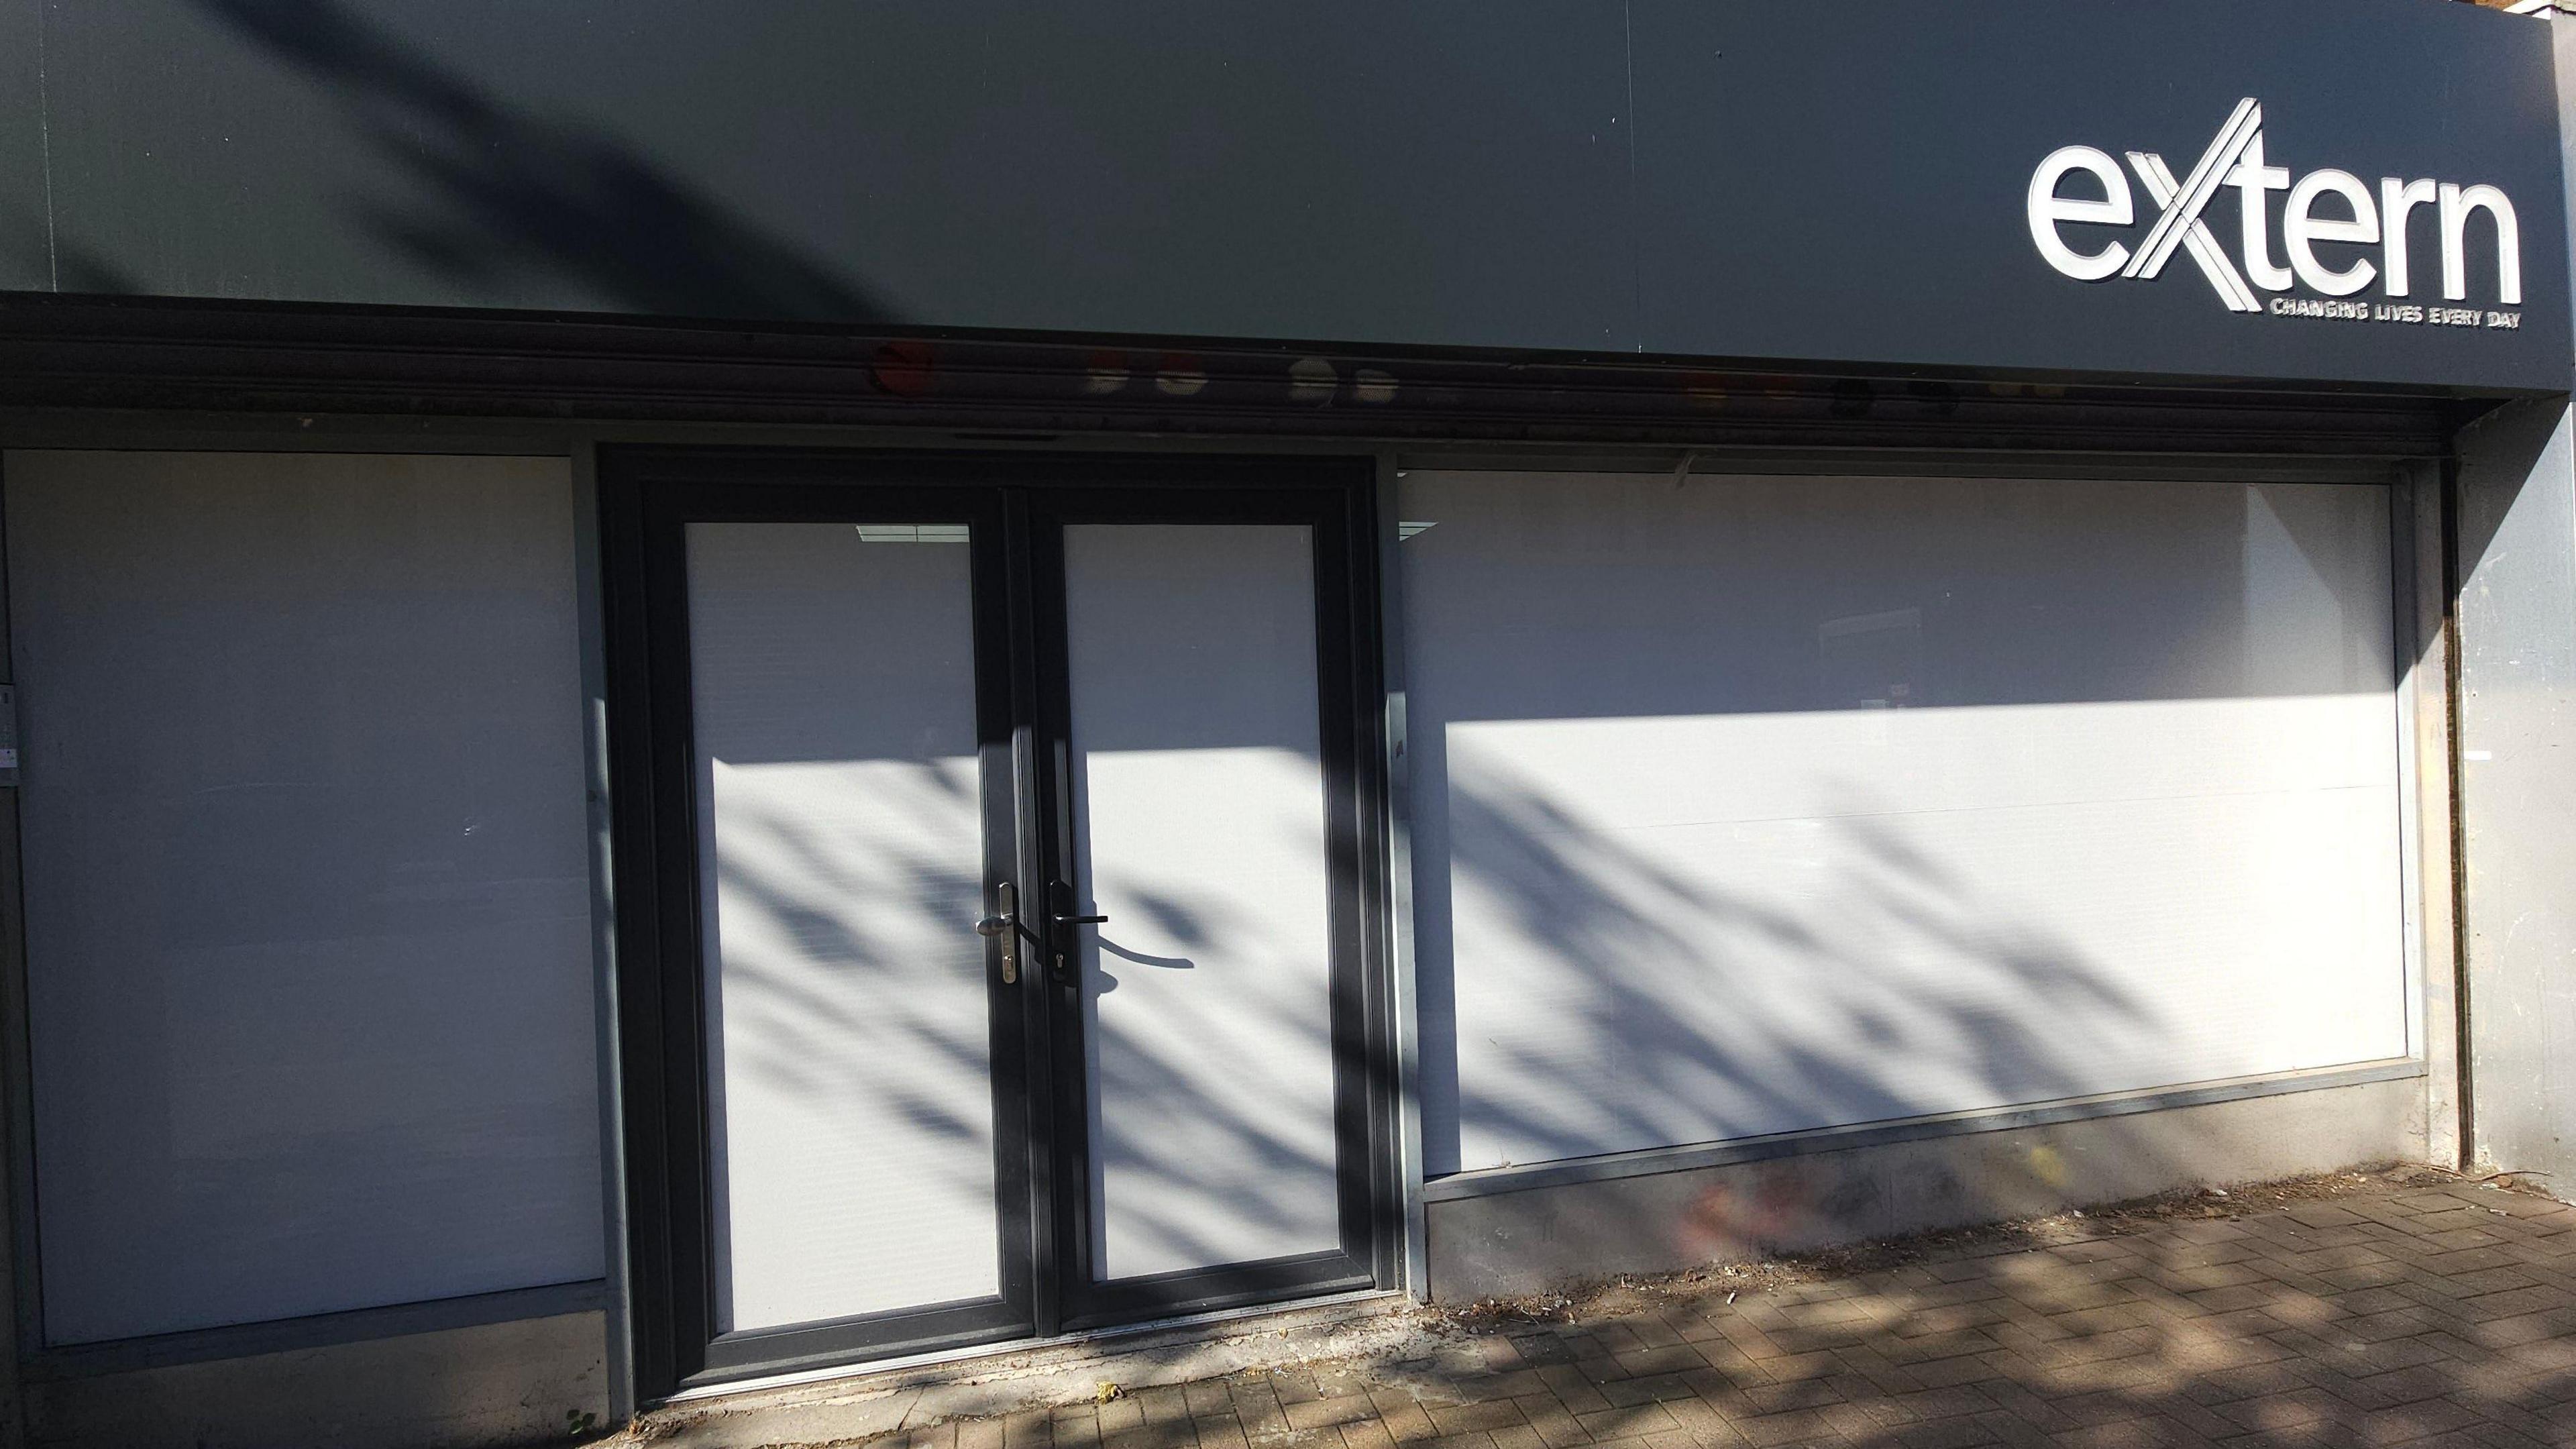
2455;397;2576;1199
1424;1074;2427;1301
2441;11;2576;1205
20;1309;608;1449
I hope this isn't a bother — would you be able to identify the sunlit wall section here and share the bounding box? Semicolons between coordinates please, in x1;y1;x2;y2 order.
1400;471;2408;1178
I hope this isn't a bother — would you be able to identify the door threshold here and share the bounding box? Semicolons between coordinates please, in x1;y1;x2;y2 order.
659;1287;1412;1411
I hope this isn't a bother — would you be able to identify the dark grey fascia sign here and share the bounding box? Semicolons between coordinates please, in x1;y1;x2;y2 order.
1622;0;2569;392
0;0;2563;392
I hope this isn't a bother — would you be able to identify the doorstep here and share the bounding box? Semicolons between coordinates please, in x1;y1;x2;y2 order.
633;1291;1428;1449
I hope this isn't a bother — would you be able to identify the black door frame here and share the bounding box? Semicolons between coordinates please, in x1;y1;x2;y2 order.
1024;484;1385;1334
600;448;1397;1399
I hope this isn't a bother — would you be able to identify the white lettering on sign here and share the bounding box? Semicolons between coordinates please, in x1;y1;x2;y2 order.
2026;146;2135;282
2027;99;2522;321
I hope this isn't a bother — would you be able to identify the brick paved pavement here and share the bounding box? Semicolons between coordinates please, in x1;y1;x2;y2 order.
866;1179;2576;1449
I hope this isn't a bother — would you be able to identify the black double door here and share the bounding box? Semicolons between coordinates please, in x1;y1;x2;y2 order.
608;452;1395;1394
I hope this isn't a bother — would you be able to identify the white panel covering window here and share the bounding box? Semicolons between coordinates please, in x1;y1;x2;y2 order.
686;521;1001;1334
1061;524;1344;1281
1401;471;2408;1178
6;451;603;1345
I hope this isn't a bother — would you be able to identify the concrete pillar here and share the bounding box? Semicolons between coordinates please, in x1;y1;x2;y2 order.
2445;8;2576;1203
2455;398;2576;1197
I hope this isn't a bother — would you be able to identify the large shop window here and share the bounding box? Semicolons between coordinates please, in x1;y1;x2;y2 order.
5;451;602;1345
1401;471;2408;1179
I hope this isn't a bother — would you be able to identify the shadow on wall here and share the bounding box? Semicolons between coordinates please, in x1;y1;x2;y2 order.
675;480;2415;1321
684;518;1356;1314
178;0;2425;1345
197;0;892;320
701;762;1346;1290
1428;774;2152;1161
1414;766;2199;1287
492;485;2409;1331
685;720;2293;1313
1399;469;2418;1282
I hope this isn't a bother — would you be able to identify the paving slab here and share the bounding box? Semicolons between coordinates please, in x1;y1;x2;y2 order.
627;1172;2576;1449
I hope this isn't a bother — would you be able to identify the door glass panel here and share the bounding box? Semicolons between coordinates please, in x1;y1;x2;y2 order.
1061;524;1343;1280
687;521;998;1333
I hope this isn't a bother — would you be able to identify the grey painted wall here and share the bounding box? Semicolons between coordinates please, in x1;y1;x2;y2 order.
0;0;2564;389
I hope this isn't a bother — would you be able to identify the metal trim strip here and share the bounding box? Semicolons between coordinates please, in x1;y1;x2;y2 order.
1419;1059;2430;1203
20;1279;609;1382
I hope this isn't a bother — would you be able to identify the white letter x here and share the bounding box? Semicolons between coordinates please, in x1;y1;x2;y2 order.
2127;152;2262;312
2121;98;2265;313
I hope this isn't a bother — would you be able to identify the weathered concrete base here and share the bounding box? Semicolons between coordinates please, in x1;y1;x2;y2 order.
16;1079;2429;1447
1425;1075;2426;1301
22;1309;608;1449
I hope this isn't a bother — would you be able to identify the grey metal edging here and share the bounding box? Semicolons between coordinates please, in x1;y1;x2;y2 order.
2390;471;2428;1069
571;440;637;1424
18;1280;610;1383
2394;462;2465;1171
1373;450;1428;1302
0;450;33;1449
0;414;2439;483
1389;447;2437;483
1417;1058;2430;1203
2438;449;2479;1169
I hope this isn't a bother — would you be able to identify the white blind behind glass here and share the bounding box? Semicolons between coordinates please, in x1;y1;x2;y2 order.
7;451;602;1344
1061;524;1342;1280
684;521;1002;1333
1400;472;2408;1177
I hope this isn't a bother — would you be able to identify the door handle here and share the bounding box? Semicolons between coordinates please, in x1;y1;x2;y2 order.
1046;880;1105;985
1048;910;1104;985
1047;877;1106;931
975;881;1023;983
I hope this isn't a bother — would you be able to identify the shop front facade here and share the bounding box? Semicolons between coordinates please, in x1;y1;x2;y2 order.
0;2;2567;1445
